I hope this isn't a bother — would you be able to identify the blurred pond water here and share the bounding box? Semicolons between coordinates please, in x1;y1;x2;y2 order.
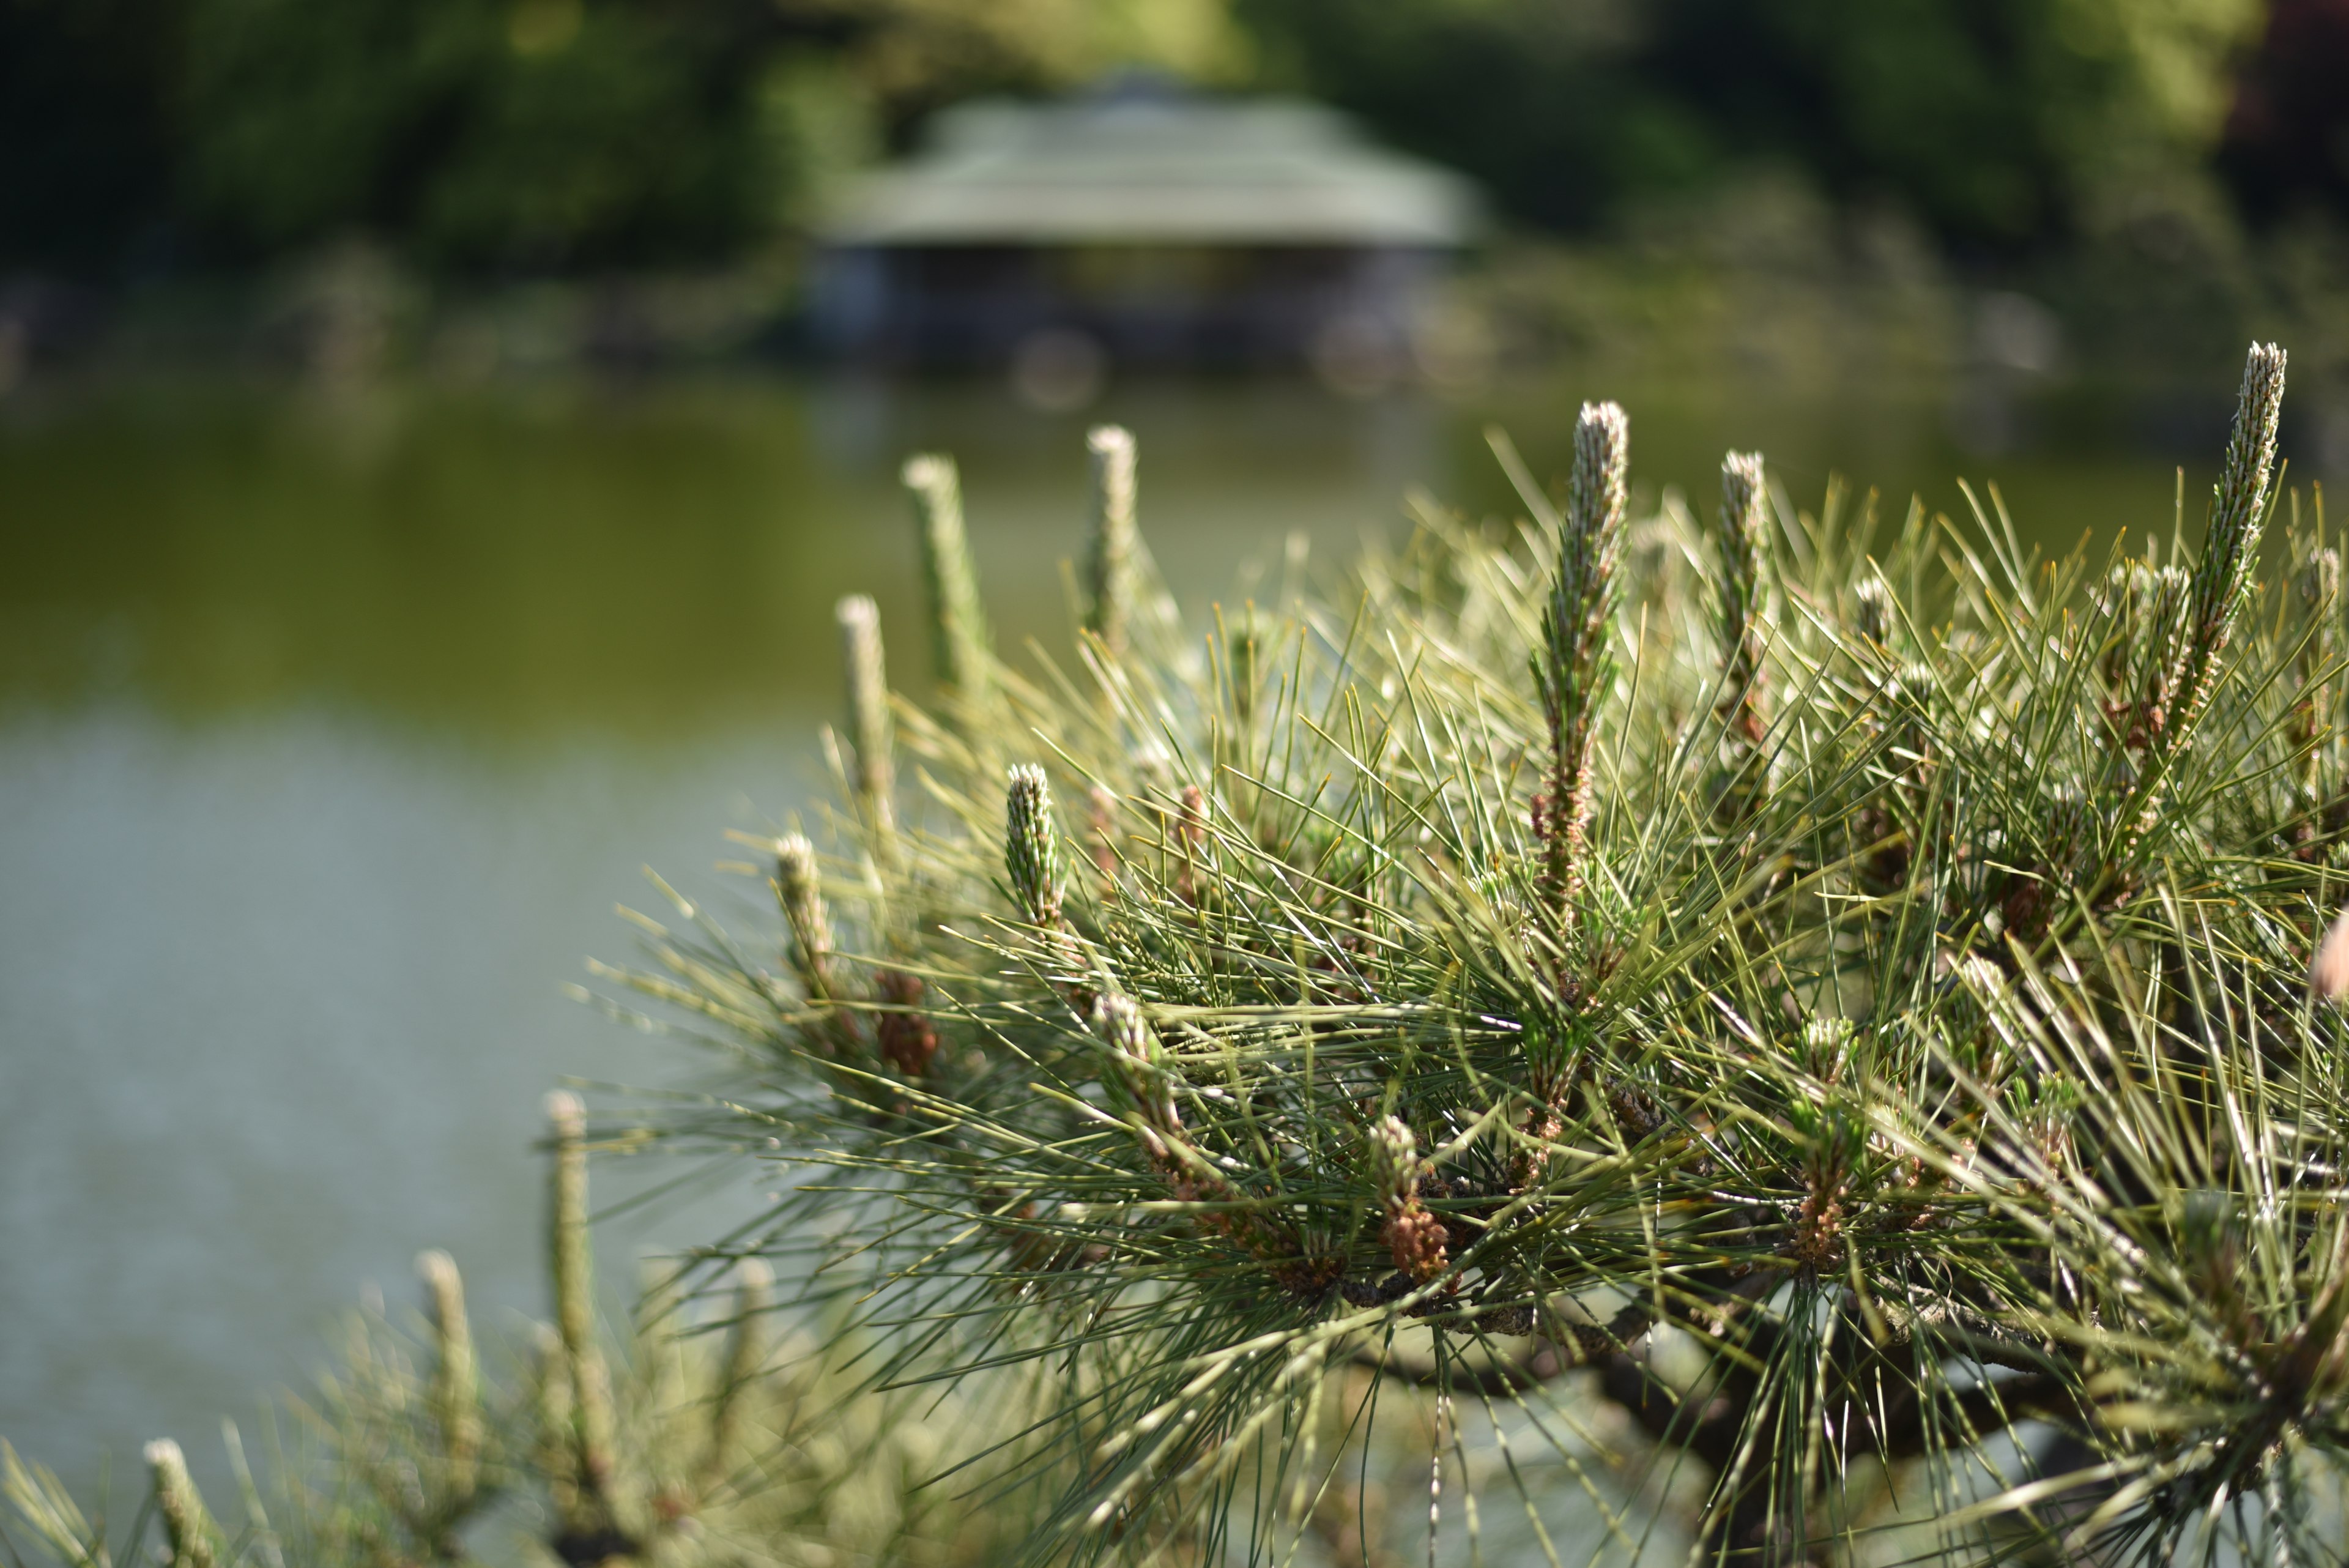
0;366;2243;1499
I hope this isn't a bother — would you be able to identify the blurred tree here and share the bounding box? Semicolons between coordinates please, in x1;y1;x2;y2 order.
177;0;785;269
1692;0;2260;241
1230;0;1703;233
2;0;1244;276
804;0;1247;119
2220;0;2349;223
1239;0;2260;246
0;0;176;271
0;0;2279;276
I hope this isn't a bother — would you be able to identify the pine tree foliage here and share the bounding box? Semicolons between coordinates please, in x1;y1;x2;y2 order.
2;1098;1026;1568
585;341;2349;1565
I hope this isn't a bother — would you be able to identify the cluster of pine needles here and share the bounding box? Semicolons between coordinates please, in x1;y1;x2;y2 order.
591;341;2349;1567
3;1092;1027;1567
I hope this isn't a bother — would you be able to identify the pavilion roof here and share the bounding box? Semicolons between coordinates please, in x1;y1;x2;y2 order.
822;80;1479;248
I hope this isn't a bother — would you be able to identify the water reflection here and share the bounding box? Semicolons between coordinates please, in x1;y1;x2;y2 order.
0;367;2252;1495
1;371;2243;729
0;376;1453;733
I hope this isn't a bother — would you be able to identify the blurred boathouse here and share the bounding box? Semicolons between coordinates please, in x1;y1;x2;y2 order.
810;78;1479;379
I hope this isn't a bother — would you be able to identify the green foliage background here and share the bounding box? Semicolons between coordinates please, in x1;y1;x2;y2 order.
0;0;1244;272
0;0;2303;276
1242;0;2258;242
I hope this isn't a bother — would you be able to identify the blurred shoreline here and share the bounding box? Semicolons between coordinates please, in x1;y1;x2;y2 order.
13;180;2349;481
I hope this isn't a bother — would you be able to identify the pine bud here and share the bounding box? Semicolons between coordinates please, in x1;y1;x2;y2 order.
903;453;992;700
836;595;892;828
544;1091;615;1503
774;834;834;1006
1367;1115;1447;1282
1094;989;1148;1063
1721;451;1768;539
1006;764;1064;929
546;1091;593;1363
1568;399;1630;546
1367;1114;1420;1205
1538;399;1631;920
1095;991;1176;1136
1716;451;1768;688
1853;573;1893;648
2171;343;2287;737
1800;1017;1855;1084
1709;451;1773;782
144;1439;217;1568
1085;425;1140;658
2204;343;2289;617
417;1249;481;1496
